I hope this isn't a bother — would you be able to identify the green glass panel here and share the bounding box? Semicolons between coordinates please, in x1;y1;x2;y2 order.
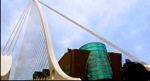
80;42;113;80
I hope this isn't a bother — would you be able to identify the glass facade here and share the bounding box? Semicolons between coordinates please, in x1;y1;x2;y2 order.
80;42;113;80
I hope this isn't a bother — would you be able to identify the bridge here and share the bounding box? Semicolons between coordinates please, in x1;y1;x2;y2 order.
1;0;150;80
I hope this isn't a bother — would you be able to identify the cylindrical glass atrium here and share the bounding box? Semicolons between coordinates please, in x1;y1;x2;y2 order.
80;42;113;80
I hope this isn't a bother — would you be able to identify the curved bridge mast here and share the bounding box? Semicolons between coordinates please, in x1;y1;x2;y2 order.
34;0;80;80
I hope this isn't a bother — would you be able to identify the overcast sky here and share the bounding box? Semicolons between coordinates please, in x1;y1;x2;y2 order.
1;0;150;77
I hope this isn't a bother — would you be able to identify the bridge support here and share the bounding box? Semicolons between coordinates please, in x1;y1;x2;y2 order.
34;0;80;80
1;70;11;80
1;54;12;80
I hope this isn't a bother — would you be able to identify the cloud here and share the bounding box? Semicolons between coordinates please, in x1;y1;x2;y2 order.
1;0;29;48
41;0;139;59
2;0;150;79
42;0;150;65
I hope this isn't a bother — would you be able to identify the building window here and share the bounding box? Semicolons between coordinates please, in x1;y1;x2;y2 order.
65;65;70;69
65;71;70;75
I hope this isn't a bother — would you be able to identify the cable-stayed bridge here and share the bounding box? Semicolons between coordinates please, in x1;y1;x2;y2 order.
1;0;149;80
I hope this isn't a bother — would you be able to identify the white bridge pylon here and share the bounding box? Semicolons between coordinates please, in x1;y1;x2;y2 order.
34;0;80;80
34;0;146;80
1;54;12;76
1;0;147;80
1;0;81;80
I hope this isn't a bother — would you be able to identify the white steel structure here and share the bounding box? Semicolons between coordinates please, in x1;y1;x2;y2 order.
1;0;149;80
34;0;80;80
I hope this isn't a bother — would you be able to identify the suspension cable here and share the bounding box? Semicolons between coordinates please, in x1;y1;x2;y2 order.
26;1;39;73
13;0;33;79
28;1;46;73
12;1;32;53
39;1;145;64
2;2;30;53
2;0;32;54
7;3;31;53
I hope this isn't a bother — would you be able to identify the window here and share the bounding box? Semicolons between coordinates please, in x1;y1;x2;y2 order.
65;71;70;75
65;64;70;69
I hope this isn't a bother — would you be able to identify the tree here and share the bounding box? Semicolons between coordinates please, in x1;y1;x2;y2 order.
42;69;50;80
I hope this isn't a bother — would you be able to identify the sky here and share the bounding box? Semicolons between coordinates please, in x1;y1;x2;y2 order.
1;0;150;78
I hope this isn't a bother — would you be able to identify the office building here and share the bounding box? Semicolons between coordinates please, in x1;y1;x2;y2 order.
108;52;122;80
58;49;91;80
80;42;113;80
58;42;123;80
123;59;150;81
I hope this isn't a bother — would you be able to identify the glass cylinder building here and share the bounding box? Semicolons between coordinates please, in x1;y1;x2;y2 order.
80;42;113;80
